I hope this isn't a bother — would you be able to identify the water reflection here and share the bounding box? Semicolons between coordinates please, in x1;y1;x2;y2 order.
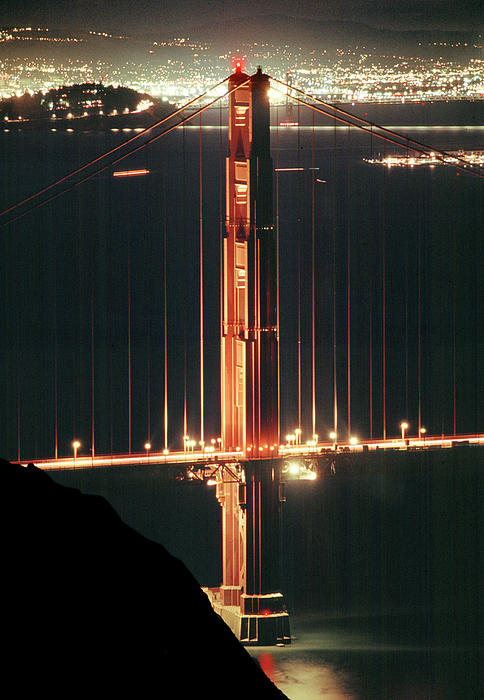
249;614;483;699
256;647;355;700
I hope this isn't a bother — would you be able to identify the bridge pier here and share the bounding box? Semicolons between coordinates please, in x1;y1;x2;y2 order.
209;459;290;645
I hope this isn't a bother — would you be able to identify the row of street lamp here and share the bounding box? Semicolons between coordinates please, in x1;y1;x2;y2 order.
183;436;223;453
284;421;427;448
70;422;427;459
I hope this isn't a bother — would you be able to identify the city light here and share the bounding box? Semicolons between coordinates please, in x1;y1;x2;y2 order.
329;432;337;450
72;440;81;459
2;28;481;106
400;422;409;441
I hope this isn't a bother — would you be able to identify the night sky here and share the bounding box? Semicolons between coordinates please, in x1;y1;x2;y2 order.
1;0;482;32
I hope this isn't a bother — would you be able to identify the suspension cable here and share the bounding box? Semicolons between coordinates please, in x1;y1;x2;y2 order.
0;77;231;221
1;78;251;229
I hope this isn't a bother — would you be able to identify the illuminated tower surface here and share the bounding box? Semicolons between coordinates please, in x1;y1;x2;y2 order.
213;68;289;646
221;66;278;456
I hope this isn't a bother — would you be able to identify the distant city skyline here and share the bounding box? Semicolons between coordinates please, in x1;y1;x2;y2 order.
2;0;483;33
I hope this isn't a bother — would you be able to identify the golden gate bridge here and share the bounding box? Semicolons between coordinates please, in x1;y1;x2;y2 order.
1;64;482;645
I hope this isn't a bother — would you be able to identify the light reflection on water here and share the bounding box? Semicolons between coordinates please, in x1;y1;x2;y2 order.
255;647;356;699
248;614;483;699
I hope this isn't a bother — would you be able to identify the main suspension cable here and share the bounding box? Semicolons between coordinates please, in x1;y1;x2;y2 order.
1;78;251;228
0;76;231;221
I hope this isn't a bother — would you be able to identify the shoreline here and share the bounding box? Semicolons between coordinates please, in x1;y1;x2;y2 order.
1;100;483;131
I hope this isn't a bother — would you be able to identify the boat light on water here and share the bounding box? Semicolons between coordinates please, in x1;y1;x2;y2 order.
364;150;484;168
113;169;150;177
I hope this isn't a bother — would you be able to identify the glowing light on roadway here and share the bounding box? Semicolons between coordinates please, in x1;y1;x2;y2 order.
14;435;484;473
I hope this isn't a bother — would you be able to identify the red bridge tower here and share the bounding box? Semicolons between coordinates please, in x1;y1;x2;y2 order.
208;66;290;645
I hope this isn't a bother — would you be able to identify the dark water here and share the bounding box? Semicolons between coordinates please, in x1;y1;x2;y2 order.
250;612;483;699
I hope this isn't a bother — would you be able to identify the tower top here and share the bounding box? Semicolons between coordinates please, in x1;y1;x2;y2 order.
251;66;269;83
230;61;249;85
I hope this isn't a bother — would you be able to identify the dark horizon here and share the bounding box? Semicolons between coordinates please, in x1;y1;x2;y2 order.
2;0;482;34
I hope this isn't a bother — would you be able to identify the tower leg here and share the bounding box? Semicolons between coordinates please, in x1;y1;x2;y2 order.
208;461;290;646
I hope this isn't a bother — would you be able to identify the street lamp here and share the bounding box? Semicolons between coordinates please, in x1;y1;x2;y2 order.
183;435;189;452
400;421;409;442
420;427;427;443
72;440;81;461
144;442;151;459
329;431;337;450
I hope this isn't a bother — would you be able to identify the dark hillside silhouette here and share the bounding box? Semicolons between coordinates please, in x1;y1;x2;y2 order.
3;459;288;698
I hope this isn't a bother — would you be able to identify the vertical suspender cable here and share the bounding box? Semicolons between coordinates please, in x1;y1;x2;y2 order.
311;110;316;438
452;221;456;434
382;156;386;440
369;277;373;439
276;107;281;443
369;127;373;439
199;112;205;444
144;147;151;446
182;124;188;439
346;125;351;438
163;143;168;450
252;198;257;448
404;147;410;420
127;225;132;453
219;99;224;442
147;314;151;445
17;323;21;460
90;179;96;458
91;266;95;457
257;230;261;445
74;189;80;448
332;119;338;440
54;255;58;459
297;108;302;432
418;199;422;437
109;194;114;455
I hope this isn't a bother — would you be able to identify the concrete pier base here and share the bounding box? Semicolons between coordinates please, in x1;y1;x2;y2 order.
205;588;291;646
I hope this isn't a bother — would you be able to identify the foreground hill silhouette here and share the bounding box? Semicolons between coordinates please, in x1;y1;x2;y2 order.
3;459;288;698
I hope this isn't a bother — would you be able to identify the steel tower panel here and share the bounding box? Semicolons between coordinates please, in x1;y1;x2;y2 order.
222;66;278;456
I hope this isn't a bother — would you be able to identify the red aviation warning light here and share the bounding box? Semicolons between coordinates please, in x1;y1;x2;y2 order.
232;57;245;73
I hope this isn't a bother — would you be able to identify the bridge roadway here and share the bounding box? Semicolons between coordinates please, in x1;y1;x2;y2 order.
16;433;484;471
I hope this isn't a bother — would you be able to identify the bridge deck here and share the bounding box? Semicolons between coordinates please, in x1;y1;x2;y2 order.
14;433;483;470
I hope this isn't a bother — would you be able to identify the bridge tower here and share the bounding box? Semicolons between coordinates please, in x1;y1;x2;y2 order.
221;64;278;455
210;66;289;645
